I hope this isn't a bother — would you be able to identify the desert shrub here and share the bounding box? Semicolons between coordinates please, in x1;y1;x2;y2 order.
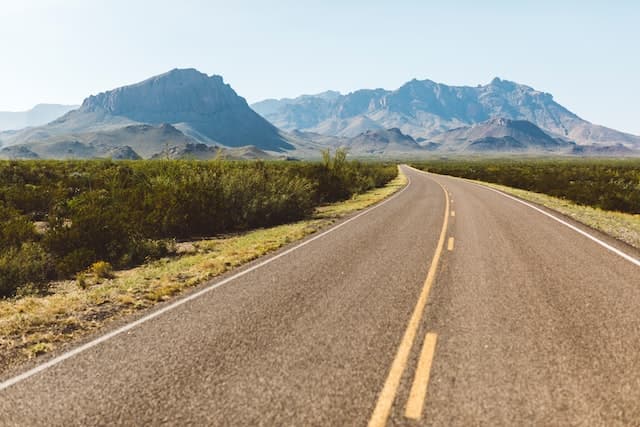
52;248;96;279
304;149;397;203
0;157;397;296
0;203;37;251
119;238;175;266
90;261;114;279
0;242;53;297
410;158;640;214
44;188;142;271
76;272;88;289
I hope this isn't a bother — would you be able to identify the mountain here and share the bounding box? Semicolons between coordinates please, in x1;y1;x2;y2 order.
0;123;193;159
3;72;637;160
569;143;637;157
252;78;640;148
0;104;78;131
0;123;279;160
288;127;433;157
150;143;275;160
344;128;427;155
1;69;294;157
0;141;141;160
429;118;572;153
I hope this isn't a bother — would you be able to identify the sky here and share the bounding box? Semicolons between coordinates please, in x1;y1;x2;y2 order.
0;0;638;134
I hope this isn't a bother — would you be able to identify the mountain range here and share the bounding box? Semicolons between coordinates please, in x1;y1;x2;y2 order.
252;78;640;149
0;104;78;131
0;69;294;160
429;118;572;153
1;69;638;159
289;128;430;157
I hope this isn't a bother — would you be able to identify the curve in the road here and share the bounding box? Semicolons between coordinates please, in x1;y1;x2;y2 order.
409;165;640;268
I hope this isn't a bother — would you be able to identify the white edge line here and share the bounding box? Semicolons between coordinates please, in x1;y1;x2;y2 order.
468;181;640;267
0;174;412;392
407;165;640;268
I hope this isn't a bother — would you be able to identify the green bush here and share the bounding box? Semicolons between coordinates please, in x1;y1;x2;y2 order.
54;248;96;279
90;261;114;280
0;157;397;296
410;158;640;214
119;238;174;266
0;203;37;251
0;242;53;297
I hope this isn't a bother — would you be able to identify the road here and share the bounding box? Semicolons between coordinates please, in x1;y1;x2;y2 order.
1;166;640;426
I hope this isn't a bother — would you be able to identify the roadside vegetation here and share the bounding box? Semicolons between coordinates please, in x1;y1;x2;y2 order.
0;151;397;298
410;158;640;249
410;159;640;214
0;164;405;371
478;182;640;250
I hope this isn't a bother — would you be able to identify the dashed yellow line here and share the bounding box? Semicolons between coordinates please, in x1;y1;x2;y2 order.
451;210;455;217
405;333;439;419
367;177;450;427
447;237;454;251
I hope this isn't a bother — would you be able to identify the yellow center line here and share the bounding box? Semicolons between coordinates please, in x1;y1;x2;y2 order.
405;333;439;419
367;173;450;427
447;237;454;251
451;210;456;217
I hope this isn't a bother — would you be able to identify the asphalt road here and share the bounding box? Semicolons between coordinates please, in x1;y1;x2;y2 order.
1;166;640;426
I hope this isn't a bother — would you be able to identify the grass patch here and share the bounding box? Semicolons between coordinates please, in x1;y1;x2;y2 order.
478;181;640;250
0;167;406;372
24;342;54;359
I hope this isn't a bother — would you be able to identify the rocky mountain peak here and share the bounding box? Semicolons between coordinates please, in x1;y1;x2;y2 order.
486;117;513;126
80;68;246;121
3;69;294;153
481;117;553;138
487;77;521;92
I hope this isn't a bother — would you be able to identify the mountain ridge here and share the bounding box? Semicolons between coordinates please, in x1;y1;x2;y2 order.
1;69;294;155
428;118;573;153
0;104;79;131
2;70;638;159
252;77;640;148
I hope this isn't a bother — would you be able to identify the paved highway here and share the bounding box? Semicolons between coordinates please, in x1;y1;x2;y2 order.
1;166;639;426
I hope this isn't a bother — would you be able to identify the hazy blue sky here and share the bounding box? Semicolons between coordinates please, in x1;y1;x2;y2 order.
1;0;638;133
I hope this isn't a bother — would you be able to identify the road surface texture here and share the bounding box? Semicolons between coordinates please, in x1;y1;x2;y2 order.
1;166;639;426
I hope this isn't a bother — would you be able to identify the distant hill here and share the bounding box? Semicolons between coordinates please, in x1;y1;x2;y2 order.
428;118;572;153
0;104;78;131
344;128;426;155
289;128;431;157
0;141;141;160
288;121;640;157
150;143;275;160
0;123;193;160
0;123;276;161
0;69;294;158
569;143;637;157
252;77;640;149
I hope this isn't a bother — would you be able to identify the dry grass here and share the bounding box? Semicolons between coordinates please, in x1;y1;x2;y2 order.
478;181;640;250
0;168;407;372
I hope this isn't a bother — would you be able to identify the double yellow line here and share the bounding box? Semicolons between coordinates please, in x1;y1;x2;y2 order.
368;172;450;427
